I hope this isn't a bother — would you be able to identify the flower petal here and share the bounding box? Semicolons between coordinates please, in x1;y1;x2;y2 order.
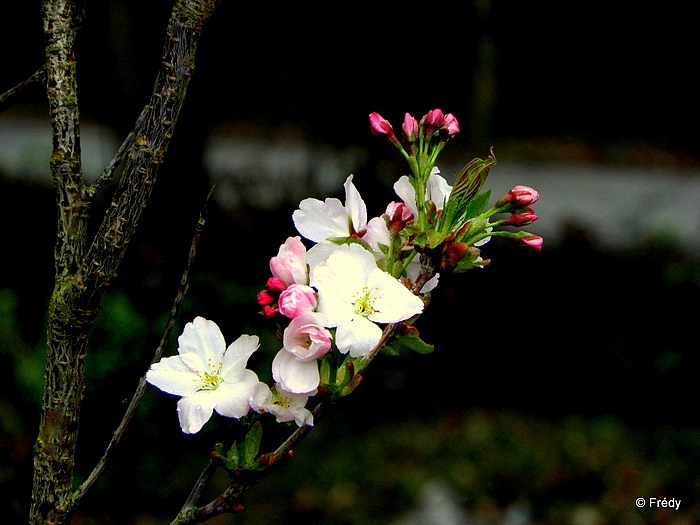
214;369;259;419
311;247;369;326
343;174;367;233
176;391;217;434
335;315;383;358
221;334;259;380
292;197;349;243
363;216;391;256
366;268;424;323
426;171;453;210
272;349;320;393
146;356;198;396
393;176;418;219
177;317;226;365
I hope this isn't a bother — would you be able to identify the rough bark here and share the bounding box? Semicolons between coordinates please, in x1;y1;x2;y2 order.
30;1;220;523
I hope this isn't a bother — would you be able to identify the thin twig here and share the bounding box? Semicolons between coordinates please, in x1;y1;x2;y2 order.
70;187;215;512
0;65;46;109
87;105;152;198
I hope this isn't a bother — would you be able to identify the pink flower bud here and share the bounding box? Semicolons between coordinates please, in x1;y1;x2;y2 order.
385;201;414;222
283;312;332;361
500;206;539;226
266;276;287;293
519;233;544;251
369;112;398;144
496;185;540;208
257;289;276;306
423;108;445;127
270;236;308;286
262;305;279;319
278;284;318;319
443;113;460;136
402;113;419;142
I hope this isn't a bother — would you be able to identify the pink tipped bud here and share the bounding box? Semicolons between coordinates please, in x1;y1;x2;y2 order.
501;206;539;226
385;201;414;222
266;276;287;293
422;108;445;136
402;113;419;142
423;108;445;127
443;113;460;137
519;233;544;251
369;112;398;144
496;185;540;208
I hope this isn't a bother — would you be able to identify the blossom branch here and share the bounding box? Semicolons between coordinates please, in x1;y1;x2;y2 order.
173;322;404;525
150;107;542;525
173;397;330;524
173;312;409;524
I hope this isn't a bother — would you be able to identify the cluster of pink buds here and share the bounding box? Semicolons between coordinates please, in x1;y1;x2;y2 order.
256;276;286;318
369;109;460;182
370;109;459;145
482;185;544;252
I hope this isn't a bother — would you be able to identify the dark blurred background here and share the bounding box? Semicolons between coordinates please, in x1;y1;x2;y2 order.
2;1;700;524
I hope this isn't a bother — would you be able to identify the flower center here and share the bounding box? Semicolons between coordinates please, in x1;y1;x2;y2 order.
352;285;380;317
273;390;293;409
196;359;223;391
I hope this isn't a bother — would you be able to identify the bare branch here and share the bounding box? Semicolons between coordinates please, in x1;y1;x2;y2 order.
0;65;46;109
70;187;214;512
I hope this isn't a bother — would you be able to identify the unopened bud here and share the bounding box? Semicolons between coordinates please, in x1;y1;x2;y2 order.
443;113;460;137
422;108;445;136
496;185;540;209
519;233;544;251
257;289;275;306
266;276;287;293
386;201;414;222
402;113;419;143
441;242;480;270
369;112;399;144
500;207;539;226
262;305;279;319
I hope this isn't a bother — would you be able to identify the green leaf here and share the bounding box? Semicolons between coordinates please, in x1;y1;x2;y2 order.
243;422;263;467
213;442;240;472
381;342;401;356
392;331;434;355
448;150;496;209
463;189;491;220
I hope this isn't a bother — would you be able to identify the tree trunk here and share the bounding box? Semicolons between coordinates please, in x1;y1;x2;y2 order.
30;1;220;523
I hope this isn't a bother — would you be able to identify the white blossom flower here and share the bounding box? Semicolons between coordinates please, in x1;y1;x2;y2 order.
393;166;452;218
146;317;261;434
292;174;367;243
310;243;424;358
250;382;315;427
